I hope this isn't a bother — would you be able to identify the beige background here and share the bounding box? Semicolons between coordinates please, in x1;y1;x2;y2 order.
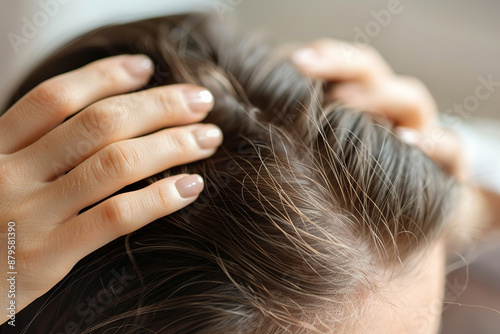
233;0;500;120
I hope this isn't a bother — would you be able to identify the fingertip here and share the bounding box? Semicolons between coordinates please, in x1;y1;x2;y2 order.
193;124;223;150
291;48;320;67
395;126;422;146
121;54;154;81
182;86;215;114
175;174;204;199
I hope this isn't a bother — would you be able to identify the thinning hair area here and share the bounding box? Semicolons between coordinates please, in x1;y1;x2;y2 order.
10;14;458;334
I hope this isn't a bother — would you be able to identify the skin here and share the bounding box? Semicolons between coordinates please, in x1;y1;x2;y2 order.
360;240;446;334
290;39;500;333
0;54;223;323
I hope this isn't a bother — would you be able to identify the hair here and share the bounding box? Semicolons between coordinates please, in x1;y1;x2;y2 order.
7;14;458;334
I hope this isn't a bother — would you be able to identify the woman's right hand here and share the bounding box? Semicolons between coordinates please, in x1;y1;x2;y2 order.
0;54;223;322
290;39;467;181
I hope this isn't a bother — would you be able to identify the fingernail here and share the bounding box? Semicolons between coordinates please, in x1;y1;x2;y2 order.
175;174;204;198
395;127;422;146
194;125;223;149
183;87;214;113
123;55;154;78
291;48;319;65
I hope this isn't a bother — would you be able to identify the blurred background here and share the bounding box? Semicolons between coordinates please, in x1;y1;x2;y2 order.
235;0;500;121
1;1;500;333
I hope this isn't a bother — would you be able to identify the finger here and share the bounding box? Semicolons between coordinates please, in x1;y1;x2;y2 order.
421;127;468;181
44;124;222;217
331;77;438;132
15;84;214;181
396;126;468;181
48;173;204;265
290;39;393;83
0;55;154;154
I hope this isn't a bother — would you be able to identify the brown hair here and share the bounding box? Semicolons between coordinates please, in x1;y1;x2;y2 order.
9;14;458;333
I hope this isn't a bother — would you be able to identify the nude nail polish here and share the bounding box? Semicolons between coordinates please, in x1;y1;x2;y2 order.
193;125;223;149
175;175;204;198
124;55;154;78
183;88;214;113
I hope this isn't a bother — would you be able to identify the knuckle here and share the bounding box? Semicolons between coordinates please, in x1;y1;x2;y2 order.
30;80;76;116
99;144;139;179
360;48;384;69
93;62;128;87
15;234;47;266
154;89;178;116
400;78;435;117
400;76;428;93
168;130;196;156
102;197;133;232
79;102;124;137
360;46;387;69
154;184;171;209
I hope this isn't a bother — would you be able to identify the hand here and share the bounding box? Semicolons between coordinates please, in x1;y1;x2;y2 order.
0;55;222;322
290;39;500;238
290;39;467;181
